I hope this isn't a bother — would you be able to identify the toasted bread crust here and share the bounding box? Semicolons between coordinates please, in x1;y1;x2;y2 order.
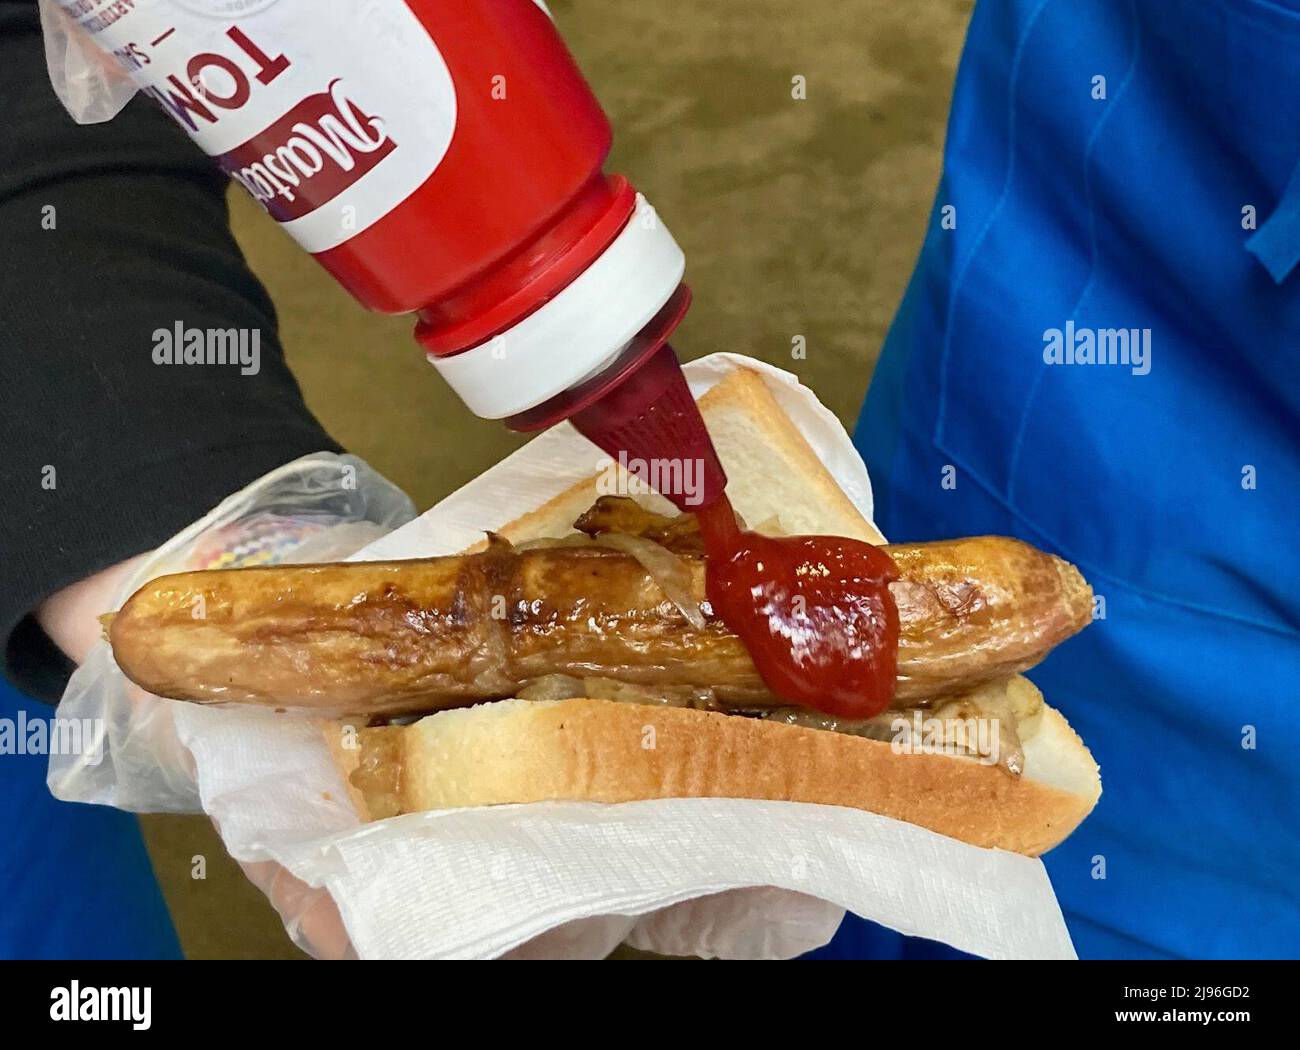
333;693;1100;856
323;719;370;817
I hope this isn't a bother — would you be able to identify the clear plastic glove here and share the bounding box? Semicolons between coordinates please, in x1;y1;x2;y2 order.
46;453;413;958
37;0;553;125
236;858;357;961
48;452;414;812
38;0;140;124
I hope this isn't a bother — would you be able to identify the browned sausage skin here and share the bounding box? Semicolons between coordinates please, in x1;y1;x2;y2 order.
108;533;1091;717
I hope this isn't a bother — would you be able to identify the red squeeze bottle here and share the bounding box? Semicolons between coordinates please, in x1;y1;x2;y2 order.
66;0;899;716
60;0;726;510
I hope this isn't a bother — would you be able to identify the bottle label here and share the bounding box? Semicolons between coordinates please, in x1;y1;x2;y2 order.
57;0;457;253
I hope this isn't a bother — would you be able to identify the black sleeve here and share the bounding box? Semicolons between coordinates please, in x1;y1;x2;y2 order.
0;3;344;702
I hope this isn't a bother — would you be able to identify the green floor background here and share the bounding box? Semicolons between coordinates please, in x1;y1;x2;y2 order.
137;0;971;959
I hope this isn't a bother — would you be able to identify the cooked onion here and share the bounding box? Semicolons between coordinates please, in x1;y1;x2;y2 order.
507;530;706;628
513;534;595;551
516;675;723;710
587;532;707;629
516;674;586;701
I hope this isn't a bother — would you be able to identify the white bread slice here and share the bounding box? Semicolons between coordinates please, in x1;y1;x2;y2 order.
333;690;1097;857
327;366;1100;855
491;367;886;547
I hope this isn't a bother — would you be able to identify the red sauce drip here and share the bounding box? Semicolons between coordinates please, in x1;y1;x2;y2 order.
696;495;900;719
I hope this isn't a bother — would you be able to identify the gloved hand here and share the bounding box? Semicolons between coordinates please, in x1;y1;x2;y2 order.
45;450;848;961
236;857;357;961
47;452;415;958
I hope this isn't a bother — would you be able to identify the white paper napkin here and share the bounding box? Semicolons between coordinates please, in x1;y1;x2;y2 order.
173;354;1077;959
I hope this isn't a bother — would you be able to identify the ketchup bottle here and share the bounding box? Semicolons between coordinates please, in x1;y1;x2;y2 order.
56;0;725;509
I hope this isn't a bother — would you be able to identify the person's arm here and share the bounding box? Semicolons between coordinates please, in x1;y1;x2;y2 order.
0;2;342;698
35;554;151;666
2;4;367;959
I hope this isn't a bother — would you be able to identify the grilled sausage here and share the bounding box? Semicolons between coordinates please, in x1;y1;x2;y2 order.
107;534;1091;717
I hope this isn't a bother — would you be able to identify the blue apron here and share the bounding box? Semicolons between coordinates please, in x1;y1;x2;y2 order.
814;0;1300;959
0;680;180;959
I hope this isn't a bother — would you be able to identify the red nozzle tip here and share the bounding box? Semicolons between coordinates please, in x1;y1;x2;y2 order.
503;284;727;512
570;343;727;512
